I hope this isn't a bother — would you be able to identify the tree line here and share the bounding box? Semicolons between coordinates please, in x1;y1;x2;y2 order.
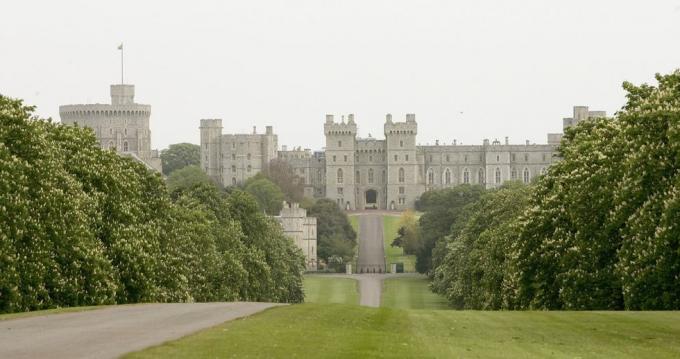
0;96;305;313
411;70;680;310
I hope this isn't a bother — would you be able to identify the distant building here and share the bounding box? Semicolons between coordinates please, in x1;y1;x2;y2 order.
59;84;162;172
276;202;317;271
201;106;603;210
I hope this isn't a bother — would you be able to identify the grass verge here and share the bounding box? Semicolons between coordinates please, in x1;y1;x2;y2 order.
304;275;359;305
125;303;680;358
0;305;105;321
382;275;449;310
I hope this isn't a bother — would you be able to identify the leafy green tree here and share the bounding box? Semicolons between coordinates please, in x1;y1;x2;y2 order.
244;174;285;215
415;185;485;273
160;143;201;176
166;165;217;192
391;210;420;255
263;159;305;202
306;199;357;266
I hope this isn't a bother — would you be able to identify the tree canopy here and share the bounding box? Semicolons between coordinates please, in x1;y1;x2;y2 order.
243;174;285;215
166;165;217;192
305;199;357;269
160;142;201;176
262;159;305;203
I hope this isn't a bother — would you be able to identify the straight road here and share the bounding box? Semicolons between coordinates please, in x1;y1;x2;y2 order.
357;214;386;274
0;302;281;359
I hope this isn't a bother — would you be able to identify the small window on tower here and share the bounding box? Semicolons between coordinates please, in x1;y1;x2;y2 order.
338;141;342;147
400;140;403;147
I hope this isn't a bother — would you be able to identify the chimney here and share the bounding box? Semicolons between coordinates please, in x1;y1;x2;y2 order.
282;145;288;151
483;138;490;146
266;126;273;135
325;114;334;123
406;113;416;122
386;113;393;123
435;140;439;146
253;126;257;134
453;139;457;145
505;136;509;145
348;114;355;123
526;140;530;146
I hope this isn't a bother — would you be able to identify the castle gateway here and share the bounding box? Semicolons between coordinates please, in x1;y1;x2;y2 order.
200;108;605;210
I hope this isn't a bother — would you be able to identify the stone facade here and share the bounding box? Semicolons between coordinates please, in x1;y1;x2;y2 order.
59;84;162;172
276;202;318;270
201;106;604;210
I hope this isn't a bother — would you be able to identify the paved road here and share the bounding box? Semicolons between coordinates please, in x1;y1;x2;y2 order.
356;214;386;274
0;302;281;359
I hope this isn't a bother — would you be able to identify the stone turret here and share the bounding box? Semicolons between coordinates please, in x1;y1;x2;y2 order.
324;114;358;210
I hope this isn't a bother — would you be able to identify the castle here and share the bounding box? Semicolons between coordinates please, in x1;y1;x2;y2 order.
276;202;318;270
200;106;606;210
60;84;162;172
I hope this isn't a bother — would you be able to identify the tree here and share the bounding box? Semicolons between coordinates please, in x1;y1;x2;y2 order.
160;143;200;176
243;174;285;215
415;185;485;274
262;159;305;202
391;210;420;255
306;199;357;267
166;165;217;192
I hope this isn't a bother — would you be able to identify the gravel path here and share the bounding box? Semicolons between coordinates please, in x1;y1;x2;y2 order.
357;214;386;274
0;302;281;359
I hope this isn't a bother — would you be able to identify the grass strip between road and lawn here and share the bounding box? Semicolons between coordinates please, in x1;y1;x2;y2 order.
304;275;359;305
382;215;416;272
125;303;680;358
0;305;106;321
381;275;449;310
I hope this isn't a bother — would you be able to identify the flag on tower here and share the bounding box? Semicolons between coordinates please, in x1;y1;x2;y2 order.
118;43;123;50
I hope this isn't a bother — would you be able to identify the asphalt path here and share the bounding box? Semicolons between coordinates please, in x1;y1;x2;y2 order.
356;214;386;274
0;302;281;359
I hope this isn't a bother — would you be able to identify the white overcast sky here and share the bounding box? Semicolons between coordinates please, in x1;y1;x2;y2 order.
2;0;679;150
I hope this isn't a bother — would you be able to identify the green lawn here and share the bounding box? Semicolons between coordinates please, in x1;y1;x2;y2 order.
126;303;680;358
304;275;359;305
0;305;104;321
382;275;449;310
383;215;416;272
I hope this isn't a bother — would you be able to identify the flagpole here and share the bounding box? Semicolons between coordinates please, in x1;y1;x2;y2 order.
120;44;124;84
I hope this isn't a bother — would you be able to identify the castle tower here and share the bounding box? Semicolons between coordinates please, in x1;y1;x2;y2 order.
59;84;162;172
324;114;357;210
199;119;223;183
385;113;422;210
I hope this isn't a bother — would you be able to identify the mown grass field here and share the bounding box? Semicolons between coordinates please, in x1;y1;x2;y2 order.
126;303;680;358
383;215;416;272
382;275;449;310
303;275;359;305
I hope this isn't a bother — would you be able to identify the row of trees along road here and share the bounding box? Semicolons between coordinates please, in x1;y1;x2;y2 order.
427;70;680;310
0;96;304;314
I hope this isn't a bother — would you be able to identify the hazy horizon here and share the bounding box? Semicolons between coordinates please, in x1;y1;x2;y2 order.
2;0;679;150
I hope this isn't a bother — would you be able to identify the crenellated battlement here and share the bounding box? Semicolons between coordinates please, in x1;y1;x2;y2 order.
384;113;417;135
324;114;357;135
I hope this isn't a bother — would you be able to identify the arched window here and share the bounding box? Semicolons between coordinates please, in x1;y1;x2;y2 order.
232;177;237;185
124;128;127;136
478;169;485;184
337;168;343;184
368;168;374;184
444;168;451;185
356;170;360;184
398;168;405;183
523;168;530;183
123;141;129;152
427;168;434;185
463;169;470;184
108;140;115;150
382;170;386;183
495;168;501;184
511;168;517;180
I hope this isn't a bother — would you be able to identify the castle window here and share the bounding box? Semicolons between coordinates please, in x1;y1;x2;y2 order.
399;186;404;194
444;168;451;185
109;140;114;150
247;153;251;160
523;168;530;183
232;143;235;149
542;153;547;161
317;170;322;182
398;168;405;183
446;155;450;162
247;165;252;172
110;128;113;135
495;168;501;184
232;165;236;172
369;155;373;162
337;168;343;184
333;155;336;162
400;140;403;147
338;187;343;195
368;169;374;184
496;155;500;162
338;140;342;148
405;154;409;162
512;154;516;162
463;169;470;184
344;155;347;162
123;141;128;152
464;155;468;163
382;170;386;183
429;155;433;162
356;171;360;184
512;168;517;180
232;154;236;160
478;169;485;184
232;177;236;185
525;153;529;162
394;155;398;162
427;168;434;185
124;128;127;136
